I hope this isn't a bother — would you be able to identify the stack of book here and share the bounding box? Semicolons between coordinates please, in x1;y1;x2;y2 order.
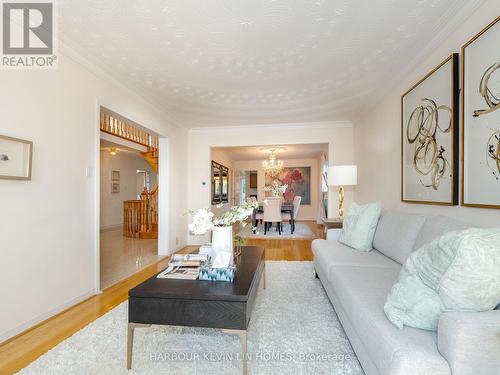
198;243;212;257
156;254;208;280
171;254;208;262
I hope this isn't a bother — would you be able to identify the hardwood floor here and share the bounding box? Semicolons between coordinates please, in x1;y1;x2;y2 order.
0;222;323;374
244;221;324;260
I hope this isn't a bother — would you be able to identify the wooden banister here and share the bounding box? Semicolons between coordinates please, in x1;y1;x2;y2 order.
123;200;142;238
100;111;159;150
123;186;158;239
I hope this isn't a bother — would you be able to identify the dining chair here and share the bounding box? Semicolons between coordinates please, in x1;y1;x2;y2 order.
263;197;282;235
254;200;263;226
282;196;301;233
250;196;263;225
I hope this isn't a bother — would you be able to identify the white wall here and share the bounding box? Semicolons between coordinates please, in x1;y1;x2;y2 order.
354;0;500;227
99;150;157;230
0;53;188;341
233;157;321;221
187;122;355;244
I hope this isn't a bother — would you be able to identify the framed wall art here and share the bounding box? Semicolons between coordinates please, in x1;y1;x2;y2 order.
0;135;33;180
111;182;120;194
401;54;459;205
265;166;311;204
461;16;500;208
111;170;120;181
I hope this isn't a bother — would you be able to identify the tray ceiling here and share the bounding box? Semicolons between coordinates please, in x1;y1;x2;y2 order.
59;0;483;128
213;143;328;161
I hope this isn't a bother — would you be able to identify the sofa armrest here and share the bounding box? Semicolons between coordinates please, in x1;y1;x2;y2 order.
438;310;500;375
326;228;342;241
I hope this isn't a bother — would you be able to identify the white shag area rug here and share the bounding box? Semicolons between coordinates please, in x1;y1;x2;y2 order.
18;262;363;375
238;223;315;239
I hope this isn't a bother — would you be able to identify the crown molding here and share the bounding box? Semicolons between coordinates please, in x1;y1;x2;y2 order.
55;0;485;131
188;121;353;133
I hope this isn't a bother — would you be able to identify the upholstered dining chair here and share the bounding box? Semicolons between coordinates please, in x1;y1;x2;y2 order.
263;197;282;235
282;196;301;231
248;196;263;224
254;198;263;225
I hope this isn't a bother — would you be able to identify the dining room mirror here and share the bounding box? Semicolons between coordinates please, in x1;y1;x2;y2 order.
211;160;229;204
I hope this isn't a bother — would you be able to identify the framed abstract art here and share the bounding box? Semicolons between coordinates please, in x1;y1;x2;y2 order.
265;166;311;204
461;16;500;208
401;54;459;205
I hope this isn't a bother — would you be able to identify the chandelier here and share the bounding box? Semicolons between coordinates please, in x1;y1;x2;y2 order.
262;149;284;177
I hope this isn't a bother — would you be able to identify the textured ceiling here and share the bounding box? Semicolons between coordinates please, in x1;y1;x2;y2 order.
59;0;483;128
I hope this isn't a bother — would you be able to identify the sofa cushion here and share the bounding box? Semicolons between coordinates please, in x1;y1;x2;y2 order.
312;239;336;282
413;214;470;250
438;311;500;375
312;239;400;282
339;202;382;251
329;265;450;375
384;228;500;331
373;211;426;264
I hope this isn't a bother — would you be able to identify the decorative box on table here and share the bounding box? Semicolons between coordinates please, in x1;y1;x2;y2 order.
199;266;237;282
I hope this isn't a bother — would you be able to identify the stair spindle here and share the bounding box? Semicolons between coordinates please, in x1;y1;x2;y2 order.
100;110;158;150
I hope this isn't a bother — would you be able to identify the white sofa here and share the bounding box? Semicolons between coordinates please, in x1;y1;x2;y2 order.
312;211;500;375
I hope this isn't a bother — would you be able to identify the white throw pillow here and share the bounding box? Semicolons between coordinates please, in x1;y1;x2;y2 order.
338;202;382;251
384;228;500;331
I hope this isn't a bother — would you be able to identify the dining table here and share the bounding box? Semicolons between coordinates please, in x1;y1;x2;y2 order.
252;202;295;234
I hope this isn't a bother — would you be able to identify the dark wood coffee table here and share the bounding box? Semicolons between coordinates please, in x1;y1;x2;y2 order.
127;246;266;374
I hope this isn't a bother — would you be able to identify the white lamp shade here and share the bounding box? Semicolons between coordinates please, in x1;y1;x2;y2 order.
328;165;357;186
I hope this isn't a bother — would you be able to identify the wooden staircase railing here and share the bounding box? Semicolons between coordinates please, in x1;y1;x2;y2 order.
142;147;159;174
123;186;158;239
102;109;160;239
100;111;159;149
123;200;142;238
101;110;160;175
139;186;158;238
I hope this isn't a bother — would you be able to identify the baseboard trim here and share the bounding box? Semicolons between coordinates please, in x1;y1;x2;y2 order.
0;290;96;344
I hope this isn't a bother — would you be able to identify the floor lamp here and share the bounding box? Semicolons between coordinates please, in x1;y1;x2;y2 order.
328;165;357;220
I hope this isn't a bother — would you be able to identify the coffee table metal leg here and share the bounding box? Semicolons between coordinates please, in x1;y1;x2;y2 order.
222;329;248;375
127;323;151;370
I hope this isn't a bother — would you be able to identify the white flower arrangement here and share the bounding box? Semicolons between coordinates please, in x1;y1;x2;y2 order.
264;179;288;197
188;208;214;235
188;201;258;235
